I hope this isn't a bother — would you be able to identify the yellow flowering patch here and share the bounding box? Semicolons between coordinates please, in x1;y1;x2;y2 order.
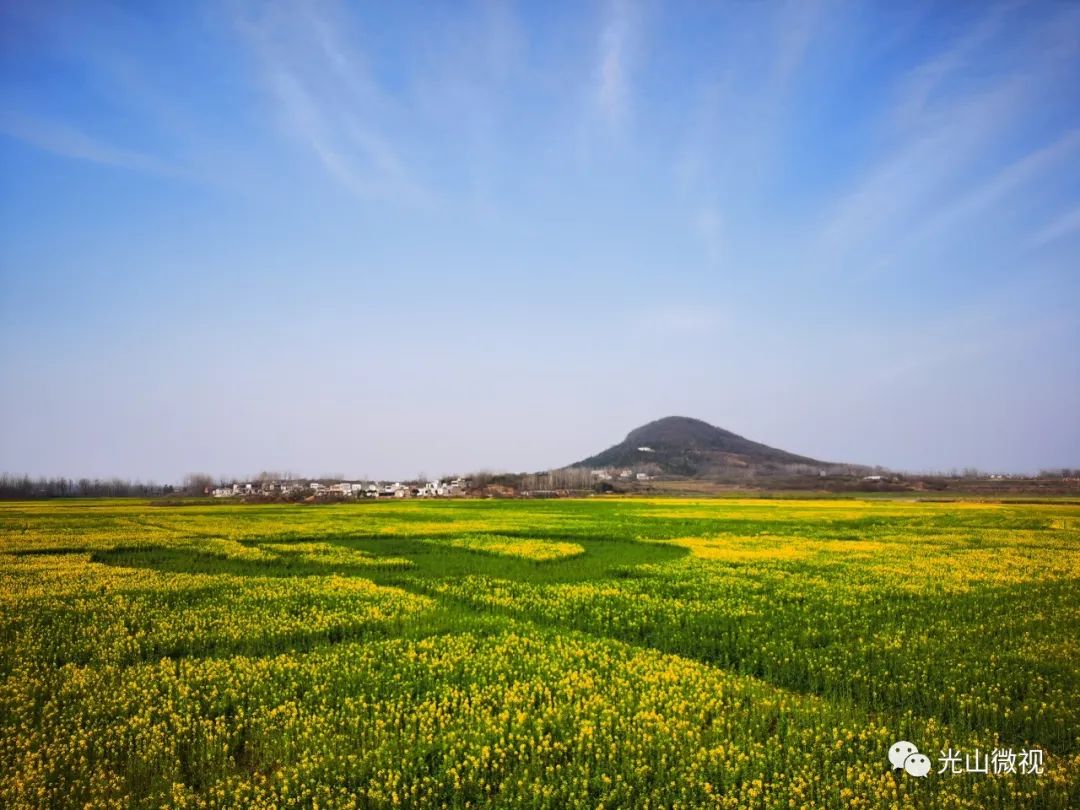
188;537;279;561
261;541;413;568
434;534;586;562
666;535;815;562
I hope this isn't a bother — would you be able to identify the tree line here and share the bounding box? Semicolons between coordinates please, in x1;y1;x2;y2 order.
0;474;173;499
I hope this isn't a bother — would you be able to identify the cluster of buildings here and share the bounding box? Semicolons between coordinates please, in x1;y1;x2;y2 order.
592;448;656;482
591;468;653;482
210;478;470;499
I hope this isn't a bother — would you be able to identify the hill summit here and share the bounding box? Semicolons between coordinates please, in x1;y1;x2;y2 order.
572;416;828;478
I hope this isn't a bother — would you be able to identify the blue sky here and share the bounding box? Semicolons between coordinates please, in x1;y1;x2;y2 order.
1;0;1078;481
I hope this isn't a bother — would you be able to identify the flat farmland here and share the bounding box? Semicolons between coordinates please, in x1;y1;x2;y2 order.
1;497;1078;808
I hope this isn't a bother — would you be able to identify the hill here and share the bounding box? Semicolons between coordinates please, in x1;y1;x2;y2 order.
571;416;830;479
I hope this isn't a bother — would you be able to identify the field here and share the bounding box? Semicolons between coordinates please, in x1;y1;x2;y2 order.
1;497;1078;809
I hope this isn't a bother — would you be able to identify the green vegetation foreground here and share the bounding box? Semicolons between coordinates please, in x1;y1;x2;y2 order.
1;497;1078;808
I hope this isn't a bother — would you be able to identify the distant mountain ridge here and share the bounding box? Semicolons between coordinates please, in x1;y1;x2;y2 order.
571;416;830;478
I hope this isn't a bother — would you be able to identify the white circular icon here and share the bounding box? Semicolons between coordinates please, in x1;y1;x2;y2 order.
889;741;918;770
904;753;931;777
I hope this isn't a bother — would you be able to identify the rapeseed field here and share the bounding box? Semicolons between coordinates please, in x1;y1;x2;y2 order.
1;497;1077;808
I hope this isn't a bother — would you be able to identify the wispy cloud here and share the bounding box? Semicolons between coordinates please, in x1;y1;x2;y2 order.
671;1;831;255
1030;205;1080;249
816;5;1080;274
772;0;828;87
890;128;1080;262
593;0;637;129
819;78;1028;262
234;2;430;206
889;1;1018;130
0;110;175;175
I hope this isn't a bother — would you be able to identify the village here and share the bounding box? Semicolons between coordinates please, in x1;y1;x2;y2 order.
211;477;472;500
206;467;661;501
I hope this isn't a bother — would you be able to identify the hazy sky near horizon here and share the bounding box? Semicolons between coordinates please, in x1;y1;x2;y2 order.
1;0;1078;481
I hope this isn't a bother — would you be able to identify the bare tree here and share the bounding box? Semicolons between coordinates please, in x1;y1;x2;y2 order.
182;473;214;495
